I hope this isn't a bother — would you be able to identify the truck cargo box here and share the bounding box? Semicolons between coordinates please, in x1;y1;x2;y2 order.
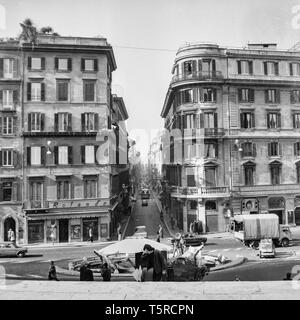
232;214;279;240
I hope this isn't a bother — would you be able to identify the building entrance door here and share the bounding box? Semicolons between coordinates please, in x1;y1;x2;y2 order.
269;210;283;224
295;207;300;225
4;217;16;241
59;219;69;242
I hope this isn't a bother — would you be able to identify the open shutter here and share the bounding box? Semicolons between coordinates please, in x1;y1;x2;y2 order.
264;62;268;75
54;114;58;132
265;90;269;103
275;63;279;76
240;113;244;128
293;114;296;129
41;57;45;70
27;83;31;101
267;143;271;156
276;90;280;104
13;59;18;78
0;116;2;134
193;87;198;102
215;143;218;158
290;63;293;76
94;146;98;164
41;83;45;101
0;90;2;105
81;146;85;164
13;151;18;168
81;58;85;71
55;57;59;69
94;59;98;71
54;146;58;165
0;151;2;167
251;112;255;128
0;58;3;78
183;115;187;129
81;114;85;132
13;116;17;134
294;143;297;156
13;90;18;105
27;147;31;166
68;58;72;71
94;113;99;131
28;57;32;70
67;113;72;132
40;113;45;132
41;146;46;165
279;143;283;156
211;59;216;73
249;89;254;102
0;181;3;202
238;89;242;102
237;61;241;74
249;61;253;75
200;113;204;128
253;143;257;157
277;113;281;128
267;113;270;128
28;113;32;131
214;113;218;128
192;60;197;74
291;91;295;104
68;146;73;164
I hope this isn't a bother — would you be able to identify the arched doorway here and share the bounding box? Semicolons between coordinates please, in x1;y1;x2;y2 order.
4;217;16;241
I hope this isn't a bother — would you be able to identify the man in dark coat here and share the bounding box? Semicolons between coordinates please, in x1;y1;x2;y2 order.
143;244;167;281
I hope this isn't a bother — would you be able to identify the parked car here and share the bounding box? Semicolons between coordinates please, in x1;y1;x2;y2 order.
258;238;275;258
132;226;148;238
182;233;207;247
141;199;148;206
0;242;28;258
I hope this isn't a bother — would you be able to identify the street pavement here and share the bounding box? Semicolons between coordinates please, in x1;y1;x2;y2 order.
1;195;300;282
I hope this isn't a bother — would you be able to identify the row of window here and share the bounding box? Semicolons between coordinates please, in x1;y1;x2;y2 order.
0;179;98;202
25;112;99;133
175;141;300;160
0;57;99;78
176;59;300;77
170;112;300;130
173;87;300;106
185;163;300;187
29;178;98;201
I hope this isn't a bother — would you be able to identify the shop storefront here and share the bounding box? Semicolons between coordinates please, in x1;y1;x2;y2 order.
28;220;45;243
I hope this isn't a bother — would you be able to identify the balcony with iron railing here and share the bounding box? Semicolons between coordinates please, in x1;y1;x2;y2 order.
171;186;230;198
183;128;225;138
171;71;223;84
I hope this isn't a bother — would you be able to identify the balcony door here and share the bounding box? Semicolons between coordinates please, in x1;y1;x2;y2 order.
204;167;216;187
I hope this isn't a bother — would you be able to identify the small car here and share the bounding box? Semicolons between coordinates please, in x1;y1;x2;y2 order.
259;238;275;258
182;233;207;247
141;199;148;206
0;242;28;258
132;226;148;238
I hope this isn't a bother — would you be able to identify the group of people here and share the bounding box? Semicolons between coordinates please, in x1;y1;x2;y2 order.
48;259;112;282
189;219;203;234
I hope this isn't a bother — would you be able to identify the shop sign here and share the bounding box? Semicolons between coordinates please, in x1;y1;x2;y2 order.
47;199;109;209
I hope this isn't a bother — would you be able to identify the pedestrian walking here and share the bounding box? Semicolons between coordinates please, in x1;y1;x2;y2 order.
48;261;59;281
101;263;111;281
283;272;292;280
117;223;122;241
88;227;93;242
156;231;161;243
84;264;94;281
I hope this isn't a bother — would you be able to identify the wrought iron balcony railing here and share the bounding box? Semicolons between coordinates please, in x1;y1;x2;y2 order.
171;71;223;84
171;186;230;197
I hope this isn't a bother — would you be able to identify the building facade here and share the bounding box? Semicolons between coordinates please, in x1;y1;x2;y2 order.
0;40;24;243
0;34;129;244
161;42;300;233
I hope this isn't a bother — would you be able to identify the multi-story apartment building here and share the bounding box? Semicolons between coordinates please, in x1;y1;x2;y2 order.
161;42;300;233
0;34;129;244
0;40;24;243
148;131;163;189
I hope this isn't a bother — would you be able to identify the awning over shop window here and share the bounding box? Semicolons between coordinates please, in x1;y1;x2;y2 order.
27;211;109;220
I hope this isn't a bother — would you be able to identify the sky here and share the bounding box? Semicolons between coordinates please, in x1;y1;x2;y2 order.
1;0;300;162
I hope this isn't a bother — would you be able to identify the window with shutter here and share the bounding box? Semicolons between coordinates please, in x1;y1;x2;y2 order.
58;146;68;165
85;145;95;164
57;81;69;101
31;147;41;165
84;81;95;101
